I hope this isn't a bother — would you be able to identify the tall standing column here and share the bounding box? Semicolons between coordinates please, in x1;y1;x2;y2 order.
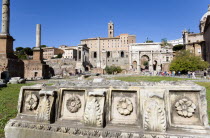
1;0;10;35
36;24;41;47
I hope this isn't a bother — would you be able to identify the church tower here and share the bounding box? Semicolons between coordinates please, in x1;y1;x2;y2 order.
108;21;114;38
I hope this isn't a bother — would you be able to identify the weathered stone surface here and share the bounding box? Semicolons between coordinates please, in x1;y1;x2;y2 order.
4;80;210;138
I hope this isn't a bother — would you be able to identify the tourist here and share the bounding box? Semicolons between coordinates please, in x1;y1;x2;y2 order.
204;71;207;79
187;71;191;78
192;72;196;79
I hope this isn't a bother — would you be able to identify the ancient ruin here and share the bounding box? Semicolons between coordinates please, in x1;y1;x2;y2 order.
4;79;210;137
0;0;24;80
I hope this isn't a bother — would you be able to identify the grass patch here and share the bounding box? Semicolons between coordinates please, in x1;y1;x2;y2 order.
114;76;192;82
0;83;35;137
195;82;210;123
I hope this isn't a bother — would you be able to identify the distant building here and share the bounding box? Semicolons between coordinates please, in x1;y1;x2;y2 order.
203;8;210;63
167;38;183;46
182;31;204;58
81;21;136;69
129;43;173;73
58;45;77;60
182;5;210;61
62;48;77;60
42;47;64;60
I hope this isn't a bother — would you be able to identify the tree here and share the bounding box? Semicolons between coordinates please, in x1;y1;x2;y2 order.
170;50;209;73
16;47;24;52
173;44;184;51
145;37;153;43
40;45;47;48
105;66;122;74
23;47;33;55
55;53;63;58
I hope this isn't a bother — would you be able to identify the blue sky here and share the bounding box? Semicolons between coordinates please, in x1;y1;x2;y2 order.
1;0;209;48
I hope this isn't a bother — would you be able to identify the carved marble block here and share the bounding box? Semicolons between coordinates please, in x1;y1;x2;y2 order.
84;90;106;127
4;81;210;138
59;89;85;122
36;90;55;123
110;90;138;125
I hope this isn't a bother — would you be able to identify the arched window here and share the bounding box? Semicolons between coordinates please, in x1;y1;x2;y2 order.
93;52;97;58
107;51;111;58
121;51;124;58
110;26;112;29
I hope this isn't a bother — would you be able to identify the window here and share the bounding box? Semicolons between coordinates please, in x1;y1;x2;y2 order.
121;51;124;58
107;51;111;58
93;52;97;58
166;57;169;62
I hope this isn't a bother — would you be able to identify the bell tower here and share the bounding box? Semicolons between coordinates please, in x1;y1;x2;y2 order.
108;21;114;38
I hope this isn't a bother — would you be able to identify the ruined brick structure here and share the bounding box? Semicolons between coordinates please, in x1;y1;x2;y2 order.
23;24;50;80
0;0;24;80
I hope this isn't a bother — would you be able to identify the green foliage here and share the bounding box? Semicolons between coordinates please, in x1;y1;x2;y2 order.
0;83;35;137
40;45;47;48
15;47;24;52
143;61;148;66
170;50;209;73
55;53;63;58
105;66;122;74
173;44;184;51
23;47;33;55
17;54;27;60
114;76;193;82
145;40;153;43
15;47;33;59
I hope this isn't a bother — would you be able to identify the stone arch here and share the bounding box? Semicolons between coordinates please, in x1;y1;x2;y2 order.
140;55;150;71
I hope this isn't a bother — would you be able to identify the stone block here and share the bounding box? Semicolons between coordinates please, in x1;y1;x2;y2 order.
4;80;210;138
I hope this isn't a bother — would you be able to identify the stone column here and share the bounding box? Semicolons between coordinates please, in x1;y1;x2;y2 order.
149;51;153;72
1;0;10;35
97;37;101;68
137;52;140;73
77;47;79;62
36;24;41;48
129;45;133;70
81;47;83;62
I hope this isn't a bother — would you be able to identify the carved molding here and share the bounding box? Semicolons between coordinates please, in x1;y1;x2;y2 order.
25;94;38;110
36;95;51;122
84;98;102;126
7;121;197;138
117;98;133;116
144;101;166;132
175;98;196;118
66;96;81;113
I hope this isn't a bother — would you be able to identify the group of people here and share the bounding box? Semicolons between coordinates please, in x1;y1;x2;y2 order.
157;71;180;77
153;70;208;79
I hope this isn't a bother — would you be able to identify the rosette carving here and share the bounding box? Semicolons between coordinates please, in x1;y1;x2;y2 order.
175;98;196;118
25;94;38;110
66;96;81;113
117;98;133;116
